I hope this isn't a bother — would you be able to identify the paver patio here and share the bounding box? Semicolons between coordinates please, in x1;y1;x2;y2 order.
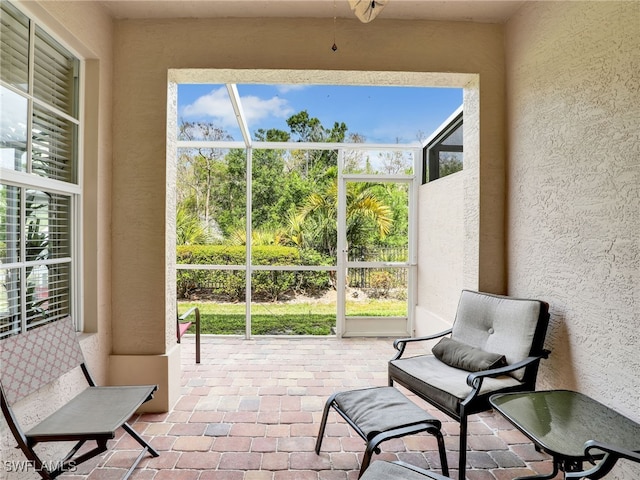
64;335;560;479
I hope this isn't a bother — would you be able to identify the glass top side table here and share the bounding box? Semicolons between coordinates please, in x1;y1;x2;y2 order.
490;390;640;480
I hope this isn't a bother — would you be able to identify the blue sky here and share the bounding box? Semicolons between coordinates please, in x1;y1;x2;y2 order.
178;83;462;144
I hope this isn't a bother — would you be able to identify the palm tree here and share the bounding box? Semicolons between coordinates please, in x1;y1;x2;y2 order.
176;206;211;245
297;180;392;259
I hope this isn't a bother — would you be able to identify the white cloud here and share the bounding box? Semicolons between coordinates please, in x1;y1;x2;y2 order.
180;87;294;129
275;84;307;94
181;87;236;126
241;95;294;124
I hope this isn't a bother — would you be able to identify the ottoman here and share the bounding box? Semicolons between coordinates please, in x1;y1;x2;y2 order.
315;386;449;478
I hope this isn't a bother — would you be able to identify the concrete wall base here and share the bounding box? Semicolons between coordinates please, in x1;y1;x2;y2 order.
109;345;182;412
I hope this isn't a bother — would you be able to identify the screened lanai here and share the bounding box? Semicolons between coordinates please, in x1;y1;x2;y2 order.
170;79;464;338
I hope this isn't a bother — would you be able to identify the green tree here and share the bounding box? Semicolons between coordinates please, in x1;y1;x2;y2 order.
297;179;392;258
215;148;247;237
176;206;211;245
375;183;409;249
251;128;289;232
177;121;235;240
176;111;389;251
286;110;346;182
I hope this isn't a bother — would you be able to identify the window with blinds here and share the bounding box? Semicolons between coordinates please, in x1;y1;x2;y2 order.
0;1;80;338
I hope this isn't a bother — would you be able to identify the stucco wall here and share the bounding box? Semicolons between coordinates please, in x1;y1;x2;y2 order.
506;2;639;477
417;172;465;334
416;78;485;334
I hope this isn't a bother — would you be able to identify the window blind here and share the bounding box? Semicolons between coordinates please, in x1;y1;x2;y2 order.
0;1;80;338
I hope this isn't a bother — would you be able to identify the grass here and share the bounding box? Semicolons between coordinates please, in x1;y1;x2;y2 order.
178;299;406;335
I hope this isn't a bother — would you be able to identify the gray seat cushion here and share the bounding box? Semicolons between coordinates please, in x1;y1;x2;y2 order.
388;355;522;416
334;386;439;440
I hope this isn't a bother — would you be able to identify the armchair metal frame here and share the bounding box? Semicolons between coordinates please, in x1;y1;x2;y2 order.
389;290;550;480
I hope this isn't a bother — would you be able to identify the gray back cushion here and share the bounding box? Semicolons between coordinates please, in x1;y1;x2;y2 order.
451;290;542;381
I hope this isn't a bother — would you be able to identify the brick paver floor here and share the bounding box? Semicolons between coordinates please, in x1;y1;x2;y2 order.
67;335;560;480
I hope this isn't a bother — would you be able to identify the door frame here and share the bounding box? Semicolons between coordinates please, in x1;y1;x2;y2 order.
336;149;419;337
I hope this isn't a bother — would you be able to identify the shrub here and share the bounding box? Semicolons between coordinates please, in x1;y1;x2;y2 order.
368;270;393;298
177;245;246;300
177;245;331;301
252;246;298;301
296;249;333;295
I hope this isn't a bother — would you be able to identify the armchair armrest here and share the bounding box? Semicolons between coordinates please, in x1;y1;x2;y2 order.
460;350;551;409
392;329;453;360
466;351;550;388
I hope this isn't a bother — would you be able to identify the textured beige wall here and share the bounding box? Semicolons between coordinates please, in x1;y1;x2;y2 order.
112;16;507;356
506;4;639;477
416;73;490;332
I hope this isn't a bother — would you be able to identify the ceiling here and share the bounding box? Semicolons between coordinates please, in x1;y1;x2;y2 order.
98;0;526;24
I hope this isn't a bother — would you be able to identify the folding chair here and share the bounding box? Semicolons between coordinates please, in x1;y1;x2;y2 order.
0;318;159;479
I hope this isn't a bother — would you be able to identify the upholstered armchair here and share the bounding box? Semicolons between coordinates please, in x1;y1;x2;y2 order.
389;290;550;480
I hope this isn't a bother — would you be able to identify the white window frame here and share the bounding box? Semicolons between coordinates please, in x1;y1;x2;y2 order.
0;1;83;336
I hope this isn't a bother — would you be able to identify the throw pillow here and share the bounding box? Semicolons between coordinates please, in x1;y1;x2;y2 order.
432;337;507;372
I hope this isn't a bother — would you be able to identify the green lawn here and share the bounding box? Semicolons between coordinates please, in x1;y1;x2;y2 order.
178;299;406;335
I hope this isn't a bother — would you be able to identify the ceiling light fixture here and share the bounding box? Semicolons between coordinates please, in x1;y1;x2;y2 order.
348;0;389;23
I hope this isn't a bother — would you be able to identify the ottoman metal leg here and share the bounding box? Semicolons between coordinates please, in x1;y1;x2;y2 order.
315;392;339;455
316;387;449;478
360;424;449;478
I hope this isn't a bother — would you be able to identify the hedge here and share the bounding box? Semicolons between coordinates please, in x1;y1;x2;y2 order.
177;245;331;301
